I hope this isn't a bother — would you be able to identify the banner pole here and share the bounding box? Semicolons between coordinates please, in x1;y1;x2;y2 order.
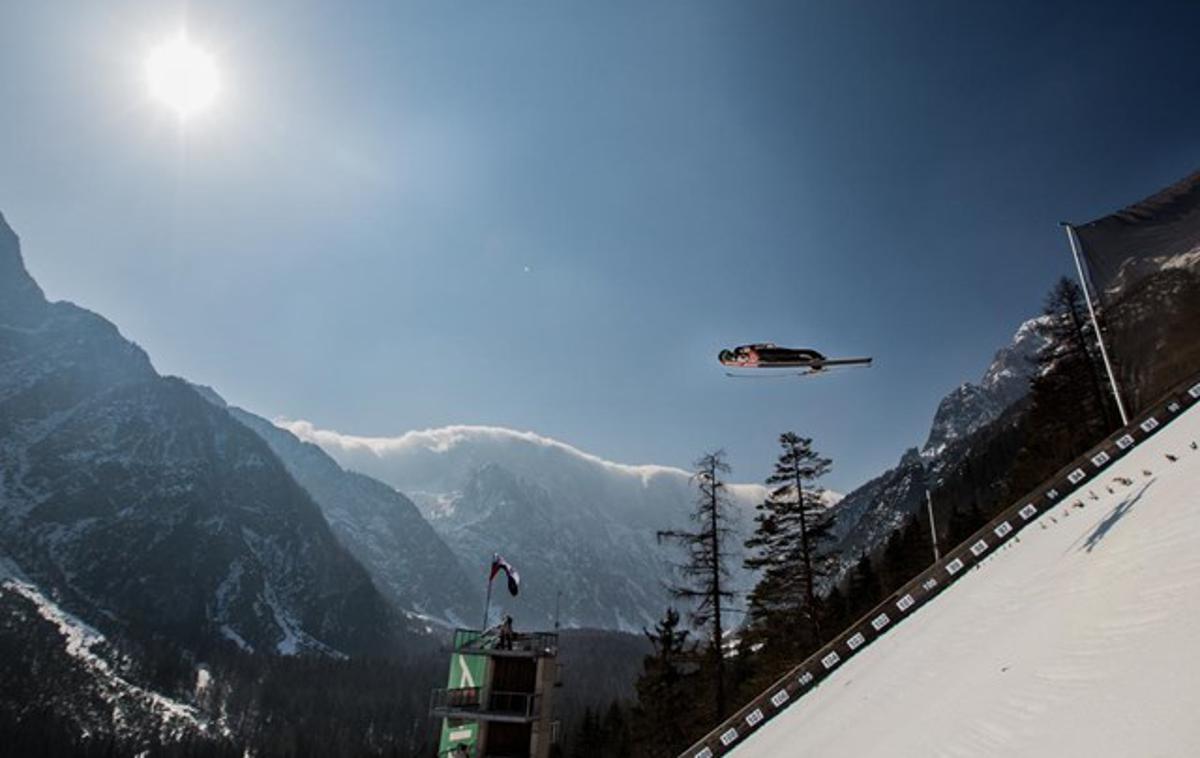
1062;223;1130;427
925;489;940;563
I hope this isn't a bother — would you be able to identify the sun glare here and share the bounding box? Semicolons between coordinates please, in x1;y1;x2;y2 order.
146;35;219;119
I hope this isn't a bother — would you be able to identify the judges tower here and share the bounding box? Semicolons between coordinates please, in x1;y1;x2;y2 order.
430;627;559;757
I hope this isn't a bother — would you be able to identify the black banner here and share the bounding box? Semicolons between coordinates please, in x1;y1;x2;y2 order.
1072;169;1200;414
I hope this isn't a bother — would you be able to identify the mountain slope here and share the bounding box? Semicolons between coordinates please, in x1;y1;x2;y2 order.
735;402;1200;757
0;558;224;745
825;448;929;567
827;318;1048;575
921;316;1050;461
0;211;398;657
223;401;479;625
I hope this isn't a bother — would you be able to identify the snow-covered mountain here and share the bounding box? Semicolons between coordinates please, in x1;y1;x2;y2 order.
280;420;772;631
219;399;480;626
734;400;1200;758
827;317;1049;577
0;211;399;659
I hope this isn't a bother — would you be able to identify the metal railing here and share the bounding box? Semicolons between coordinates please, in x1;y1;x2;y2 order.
485;690;542;719
430;687;543;722
430;686;482;712
453;629;559;657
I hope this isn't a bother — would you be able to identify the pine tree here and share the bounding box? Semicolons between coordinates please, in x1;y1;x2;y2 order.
820;585;849;640
631;608;694;758
743;433;835;650
601;702;632;758
948;501;985;546
881;521;910;592
573;707;603;758
847;554;883;621
657;451;737;720
1013;277;1123;494
882;513;934;593
1041;277;1119;432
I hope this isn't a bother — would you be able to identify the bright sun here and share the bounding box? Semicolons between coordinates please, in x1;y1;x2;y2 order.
146;35;219;119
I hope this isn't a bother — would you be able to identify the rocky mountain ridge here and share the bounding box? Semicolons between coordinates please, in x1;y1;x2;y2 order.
922;316;1051;461
0;211;401;661
827;316;1050;579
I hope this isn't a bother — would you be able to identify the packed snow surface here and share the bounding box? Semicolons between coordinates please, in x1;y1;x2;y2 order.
735;403;1200;758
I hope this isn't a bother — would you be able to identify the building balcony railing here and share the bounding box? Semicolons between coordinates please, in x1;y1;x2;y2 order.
452;629;558;658
430;687;543;723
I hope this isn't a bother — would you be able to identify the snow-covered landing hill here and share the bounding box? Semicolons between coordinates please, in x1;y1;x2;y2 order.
735;402;1200;758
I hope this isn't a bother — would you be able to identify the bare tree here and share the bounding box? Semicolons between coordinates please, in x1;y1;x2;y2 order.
657;450;737;720
1036;277;1119;433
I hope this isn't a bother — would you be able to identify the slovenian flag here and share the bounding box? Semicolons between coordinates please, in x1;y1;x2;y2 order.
490;554;520;597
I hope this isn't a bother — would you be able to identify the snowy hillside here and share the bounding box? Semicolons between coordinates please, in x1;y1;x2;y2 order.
279;421;774;630
734;402;1200;757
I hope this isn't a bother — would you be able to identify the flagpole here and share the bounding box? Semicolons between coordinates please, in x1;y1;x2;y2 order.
482;578;492;628
482;554;495;631
1062;223;1130;427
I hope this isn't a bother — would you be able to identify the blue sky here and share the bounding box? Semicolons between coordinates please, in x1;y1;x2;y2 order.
2;1;1199;491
